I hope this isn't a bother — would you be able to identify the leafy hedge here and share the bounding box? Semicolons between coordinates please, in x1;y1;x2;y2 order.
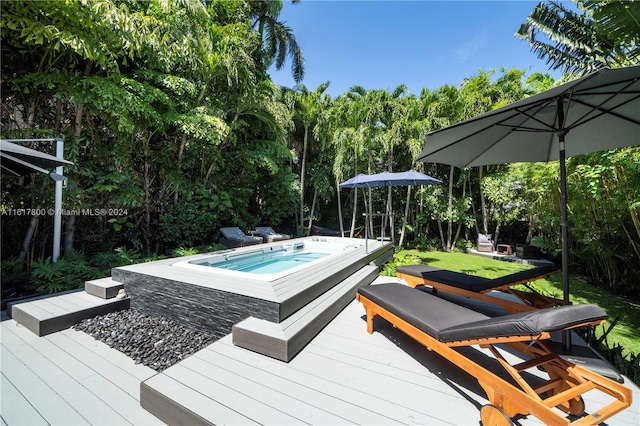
29;244;224;294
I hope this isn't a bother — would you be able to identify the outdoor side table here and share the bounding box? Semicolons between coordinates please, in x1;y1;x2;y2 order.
497;244;513;255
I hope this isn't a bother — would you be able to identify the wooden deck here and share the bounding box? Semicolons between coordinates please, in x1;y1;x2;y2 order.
142;277;640;425
1;318;163;425
2;276;639;425
8;289;129;336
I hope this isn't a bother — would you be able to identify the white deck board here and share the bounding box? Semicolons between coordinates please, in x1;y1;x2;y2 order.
165;363;310;424
10;291;119;321
0;371;47;426
2;273;639;426
142;373;255;425
1;345;90;425
189;346;391;424
146;295;639;425
200;339;440;424
55;328;155;382
0;319;164;426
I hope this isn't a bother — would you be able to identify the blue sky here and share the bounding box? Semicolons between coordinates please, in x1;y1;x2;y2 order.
268;0;564;97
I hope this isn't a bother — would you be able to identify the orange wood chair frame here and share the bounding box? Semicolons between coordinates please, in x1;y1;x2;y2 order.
356;292;632;426
397;269;563;315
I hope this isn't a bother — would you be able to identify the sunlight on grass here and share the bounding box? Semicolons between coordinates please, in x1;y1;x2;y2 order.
390;250;640;359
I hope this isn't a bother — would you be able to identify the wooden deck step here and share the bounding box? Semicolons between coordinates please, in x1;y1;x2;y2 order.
231;265;379;362
85;277;124;299
8;290;130;336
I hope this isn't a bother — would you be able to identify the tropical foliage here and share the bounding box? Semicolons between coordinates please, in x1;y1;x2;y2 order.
1;0;638;302
517;0;640;74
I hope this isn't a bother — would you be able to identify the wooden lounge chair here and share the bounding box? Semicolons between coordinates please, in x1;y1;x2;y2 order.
356;284;632;426
311;224;364;238
219;227;263;248
396;264;562;314
254;226;290;243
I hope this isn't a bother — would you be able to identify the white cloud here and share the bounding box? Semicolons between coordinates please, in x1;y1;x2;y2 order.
454;31;490;64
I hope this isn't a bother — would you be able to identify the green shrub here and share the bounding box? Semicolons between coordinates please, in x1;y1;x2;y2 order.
158;199;217;249
172;247;199;257
1;257;31;285
455;238;473;251
32;250;102;294
381;252;422;277
409;236;441;251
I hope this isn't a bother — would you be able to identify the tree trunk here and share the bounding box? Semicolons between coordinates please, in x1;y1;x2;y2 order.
446;165;454;251
63;60;92;256
18;180;47;261
493;222;501;251
63;217;76;256
367;187;374;239
143;136;153;255
299;125;309;236
349;187;358;238
399;186;411;247
526;212;534;243
470;178;480;237
337;179;344;236
479;166;488;234
438;220;445;250
451;174;467;250
307;187;318;234
174;134;187;204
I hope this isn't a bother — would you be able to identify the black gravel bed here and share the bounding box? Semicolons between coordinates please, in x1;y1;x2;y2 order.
73;309;217;371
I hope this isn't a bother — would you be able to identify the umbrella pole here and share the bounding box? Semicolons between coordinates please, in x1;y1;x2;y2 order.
559;132;572;351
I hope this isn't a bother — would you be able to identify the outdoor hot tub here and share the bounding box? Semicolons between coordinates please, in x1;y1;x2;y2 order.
172;238;364;281
111;236;393;340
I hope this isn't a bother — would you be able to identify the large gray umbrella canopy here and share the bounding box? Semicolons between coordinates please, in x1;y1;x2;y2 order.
1;140;73;176
417;66;640;350
417;66;640;167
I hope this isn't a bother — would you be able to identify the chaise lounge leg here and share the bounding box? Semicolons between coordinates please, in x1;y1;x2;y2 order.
365;307;376;334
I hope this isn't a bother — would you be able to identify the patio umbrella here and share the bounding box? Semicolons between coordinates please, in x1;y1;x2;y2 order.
340;170;441;239
416;65;640;349
339;170;441;189
1;140;73;176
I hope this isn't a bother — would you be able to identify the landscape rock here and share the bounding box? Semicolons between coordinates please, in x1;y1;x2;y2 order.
74;309;216;371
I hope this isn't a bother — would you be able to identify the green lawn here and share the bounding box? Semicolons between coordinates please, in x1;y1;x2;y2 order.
384;250;640;360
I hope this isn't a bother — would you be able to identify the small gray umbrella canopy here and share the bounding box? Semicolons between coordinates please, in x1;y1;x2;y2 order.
340;170;441;240
1;140;73;176
339;170;441;188
339;173;387;189
417;65;640;350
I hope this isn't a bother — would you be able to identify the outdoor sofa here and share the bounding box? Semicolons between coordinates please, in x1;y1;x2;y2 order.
477;233;493;252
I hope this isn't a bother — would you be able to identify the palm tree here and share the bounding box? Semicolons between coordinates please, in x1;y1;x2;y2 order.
286;81;331;234
251;0;305;83
516;0;640;74
324;93;368;237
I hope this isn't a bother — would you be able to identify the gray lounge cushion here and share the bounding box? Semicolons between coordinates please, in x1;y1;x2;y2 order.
397;264;560;293
220;227;262;243
255;227;290;240
357;284;606;343
358;284;489;339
